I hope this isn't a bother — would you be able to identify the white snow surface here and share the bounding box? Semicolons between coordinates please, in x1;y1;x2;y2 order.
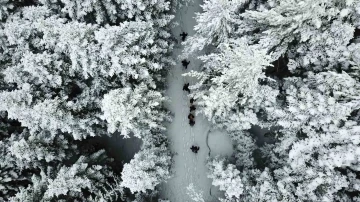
208;130;233;158
159;1;233;201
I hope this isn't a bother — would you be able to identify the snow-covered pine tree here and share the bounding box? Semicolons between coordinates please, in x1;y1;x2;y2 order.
183;0;240;55
187;1;360;201
0;0;175;201
10;150;118;201
0;0;36;21
120;144;171;194
242;0;360;71
261;70;360;201
184;39;278;132
207;158;244;200
101;83;170;138
0;106;123;201
268;71;360;132
229;131;257;169
0;6;171;140
0;140;29;201
186;183;205;202
0;113;33;201
8;129;78;169
39;0;172;24
0;0;14;20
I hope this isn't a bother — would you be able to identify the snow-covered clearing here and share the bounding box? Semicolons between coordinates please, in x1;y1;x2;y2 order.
159;1;233;201
208;130;233;158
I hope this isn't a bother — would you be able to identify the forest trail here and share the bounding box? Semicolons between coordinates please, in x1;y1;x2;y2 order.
159;0;217;201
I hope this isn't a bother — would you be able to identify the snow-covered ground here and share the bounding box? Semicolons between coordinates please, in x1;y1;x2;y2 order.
159;1;233;201
208;130;233;158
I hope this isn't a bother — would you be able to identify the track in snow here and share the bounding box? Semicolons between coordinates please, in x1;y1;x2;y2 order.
159;1;216;201
159;1;233;201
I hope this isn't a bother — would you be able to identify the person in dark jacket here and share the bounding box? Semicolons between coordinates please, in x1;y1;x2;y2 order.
180;32;188;41
189;119;195;126
181;60;190;69
190;98;195;104
183;83;190;93
188;113;194;120
190;105;196;112
190;145;199;153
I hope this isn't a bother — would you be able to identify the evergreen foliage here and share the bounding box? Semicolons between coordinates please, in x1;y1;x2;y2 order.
185;0;360;201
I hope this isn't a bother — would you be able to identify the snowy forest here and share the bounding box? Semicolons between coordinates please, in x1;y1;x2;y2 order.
0;0;360;201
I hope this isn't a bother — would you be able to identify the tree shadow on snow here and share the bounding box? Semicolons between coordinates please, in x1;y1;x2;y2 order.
81;134;143;174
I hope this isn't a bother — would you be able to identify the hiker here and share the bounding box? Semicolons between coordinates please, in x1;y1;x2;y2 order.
181;60;190;69
188;113;194;120
190;145;199;153
190;98;195;104
183;83;190;93
189;119;195;126
190;105;196;112
180;32;188;41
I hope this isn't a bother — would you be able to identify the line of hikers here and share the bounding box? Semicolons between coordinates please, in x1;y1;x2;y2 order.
183;84;196;126
180;31;200;154
188;98;196;126
189;98;198;153
188;97;199;153
181;30;195;127
180;32;190;69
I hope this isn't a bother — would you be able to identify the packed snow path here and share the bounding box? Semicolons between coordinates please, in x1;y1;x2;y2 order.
159;1;233;201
